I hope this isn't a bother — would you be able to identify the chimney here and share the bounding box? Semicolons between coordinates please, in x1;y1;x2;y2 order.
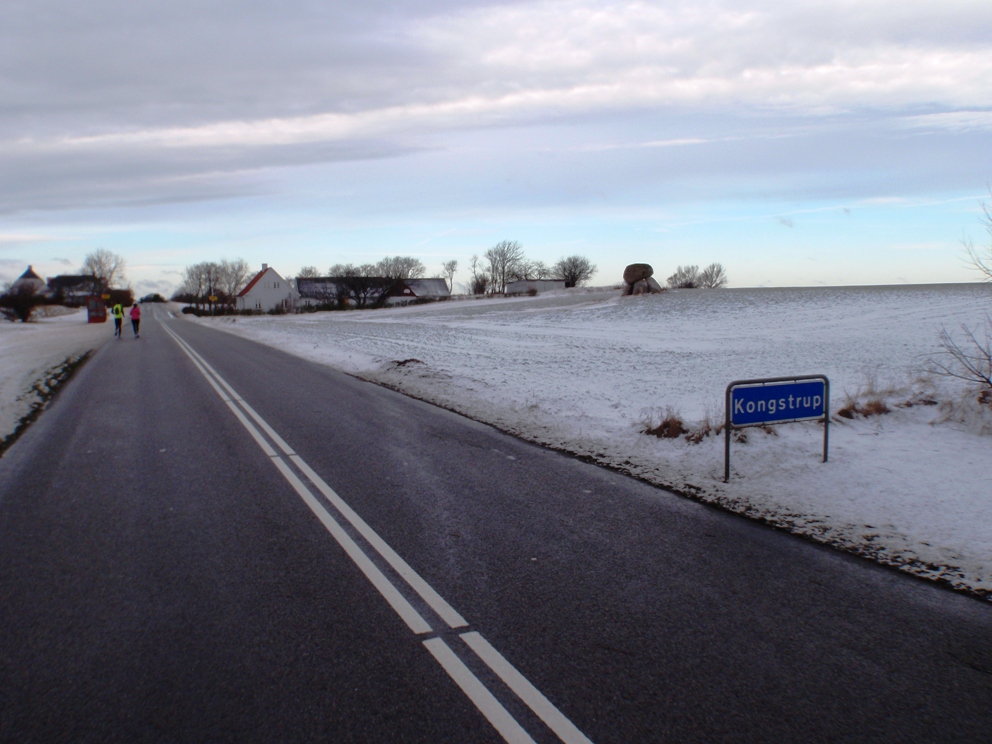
262;263;268;271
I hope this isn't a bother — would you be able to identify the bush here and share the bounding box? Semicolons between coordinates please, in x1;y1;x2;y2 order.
0;284;46;322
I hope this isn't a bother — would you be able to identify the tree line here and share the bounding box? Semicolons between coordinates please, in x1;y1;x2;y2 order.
467;241;596;295
172;259;253;308
666;263;727;289
296;256;430;308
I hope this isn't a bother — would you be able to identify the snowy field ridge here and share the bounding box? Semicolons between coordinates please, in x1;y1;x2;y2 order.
201;283;987;598
0;308;108;448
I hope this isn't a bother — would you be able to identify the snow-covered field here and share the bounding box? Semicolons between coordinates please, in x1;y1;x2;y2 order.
0;309;108;445
201;283;992;598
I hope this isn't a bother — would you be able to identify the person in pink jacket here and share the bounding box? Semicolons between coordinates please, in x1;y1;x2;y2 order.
129;301;141;338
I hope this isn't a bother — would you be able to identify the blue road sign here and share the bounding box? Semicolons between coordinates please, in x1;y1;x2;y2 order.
729;379;826;427
724;375;830;482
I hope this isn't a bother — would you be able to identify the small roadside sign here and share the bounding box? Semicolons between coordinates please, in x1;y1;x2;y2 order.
724;375;829;481
208;295;218;302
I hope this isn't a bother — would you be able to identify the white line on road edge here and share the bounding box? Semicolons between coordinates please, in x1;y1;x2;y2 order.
270;457;432;635
164;325;430;631
162;320;593;744
288;454;468;630
423;638;538;744
168;327;468;630
461;632;594;744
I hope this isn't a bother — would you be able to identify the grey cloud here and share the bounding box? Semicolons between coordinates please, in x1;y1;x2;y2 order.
2;1;990;216
0;136;425;214
778;217;795;228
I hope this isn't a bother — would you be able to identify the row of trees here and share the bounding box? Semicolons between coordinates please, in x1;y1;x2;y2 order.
666;263;728;289
173;259;253;308
468;241;597;295
297;256;430;308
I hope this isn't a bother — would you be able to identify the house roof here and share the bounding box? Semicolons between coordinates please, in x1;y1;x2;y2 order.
238;267;273;297
297;277;344;298
48;274;99;288
18;266;43;281
405;278;450;297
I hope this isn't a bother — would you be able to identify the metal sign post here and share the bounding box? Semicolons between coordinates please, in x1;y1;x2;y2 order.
725;375;829;482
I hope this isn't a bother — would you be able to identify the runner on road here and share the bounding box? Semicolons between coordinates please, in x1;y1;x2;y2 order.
111;302;123;338
129;302;141;338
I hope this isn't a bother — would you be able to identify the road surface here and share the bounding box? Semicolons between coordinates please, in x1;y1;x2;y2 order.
1;306;990;742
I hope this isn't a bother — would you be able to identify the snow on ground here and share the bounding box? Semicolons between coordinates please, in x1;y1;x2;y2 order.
198;284;992;597
0;309;109;443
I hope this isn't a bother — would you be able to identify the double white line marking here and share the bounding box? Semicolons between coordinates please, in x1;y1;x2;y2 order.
163;322;592;744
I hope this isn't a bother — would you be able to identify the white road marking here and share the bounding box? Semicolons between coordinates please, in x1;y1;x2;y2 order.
167;331;297;455
461;632;594;744
289;454;468;630
162;318;593;744
165;324;430;632
168;325;468;629
423;638;537;744
270;457;432;635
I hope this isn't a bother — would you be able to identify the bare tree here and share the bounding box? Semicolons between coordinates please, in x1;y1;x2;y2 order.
697;263;728;288
177;263;206;306
82;248;126;289
377;256;425;281
667;265;700;289
553;255;597;288
204;262;222;309
297;265;321;279
963;195;992;282
928;197;992;393
927;317;992;390
219;258;252;299
510;260;552;281
468;255;489;295
442;260;458;291
484;240;525;295
177;261;222;308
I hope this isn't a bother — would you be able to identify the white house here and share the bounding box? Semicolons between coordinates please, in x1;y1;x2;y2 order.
236;264;298;312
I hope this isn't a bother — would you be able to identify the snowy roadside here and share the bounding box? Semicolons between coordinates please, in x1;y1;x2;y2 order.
196;284;992;599
0;309;110;447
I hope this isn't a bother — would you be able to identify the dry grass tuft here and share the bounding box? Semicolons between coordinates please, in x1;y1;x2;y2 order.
861;399;890;416
837;398;891;419
645;414;687;439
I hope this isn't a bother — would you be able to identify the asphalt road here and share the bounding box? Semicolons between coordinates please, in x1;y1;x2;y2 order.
1;307;990;743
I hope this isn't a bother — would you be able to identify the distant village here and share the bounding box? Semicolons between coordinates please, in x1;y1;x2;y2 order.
2;243;727;322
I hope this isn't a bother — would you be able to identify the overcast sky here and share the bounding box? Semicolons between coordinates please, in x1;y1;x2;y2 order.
2;0;991;294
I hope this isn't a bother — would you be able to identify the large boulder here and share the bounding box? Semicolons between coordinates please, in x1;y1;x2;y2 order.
623;263;654;285
622;264;664;296
628;277;664;295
